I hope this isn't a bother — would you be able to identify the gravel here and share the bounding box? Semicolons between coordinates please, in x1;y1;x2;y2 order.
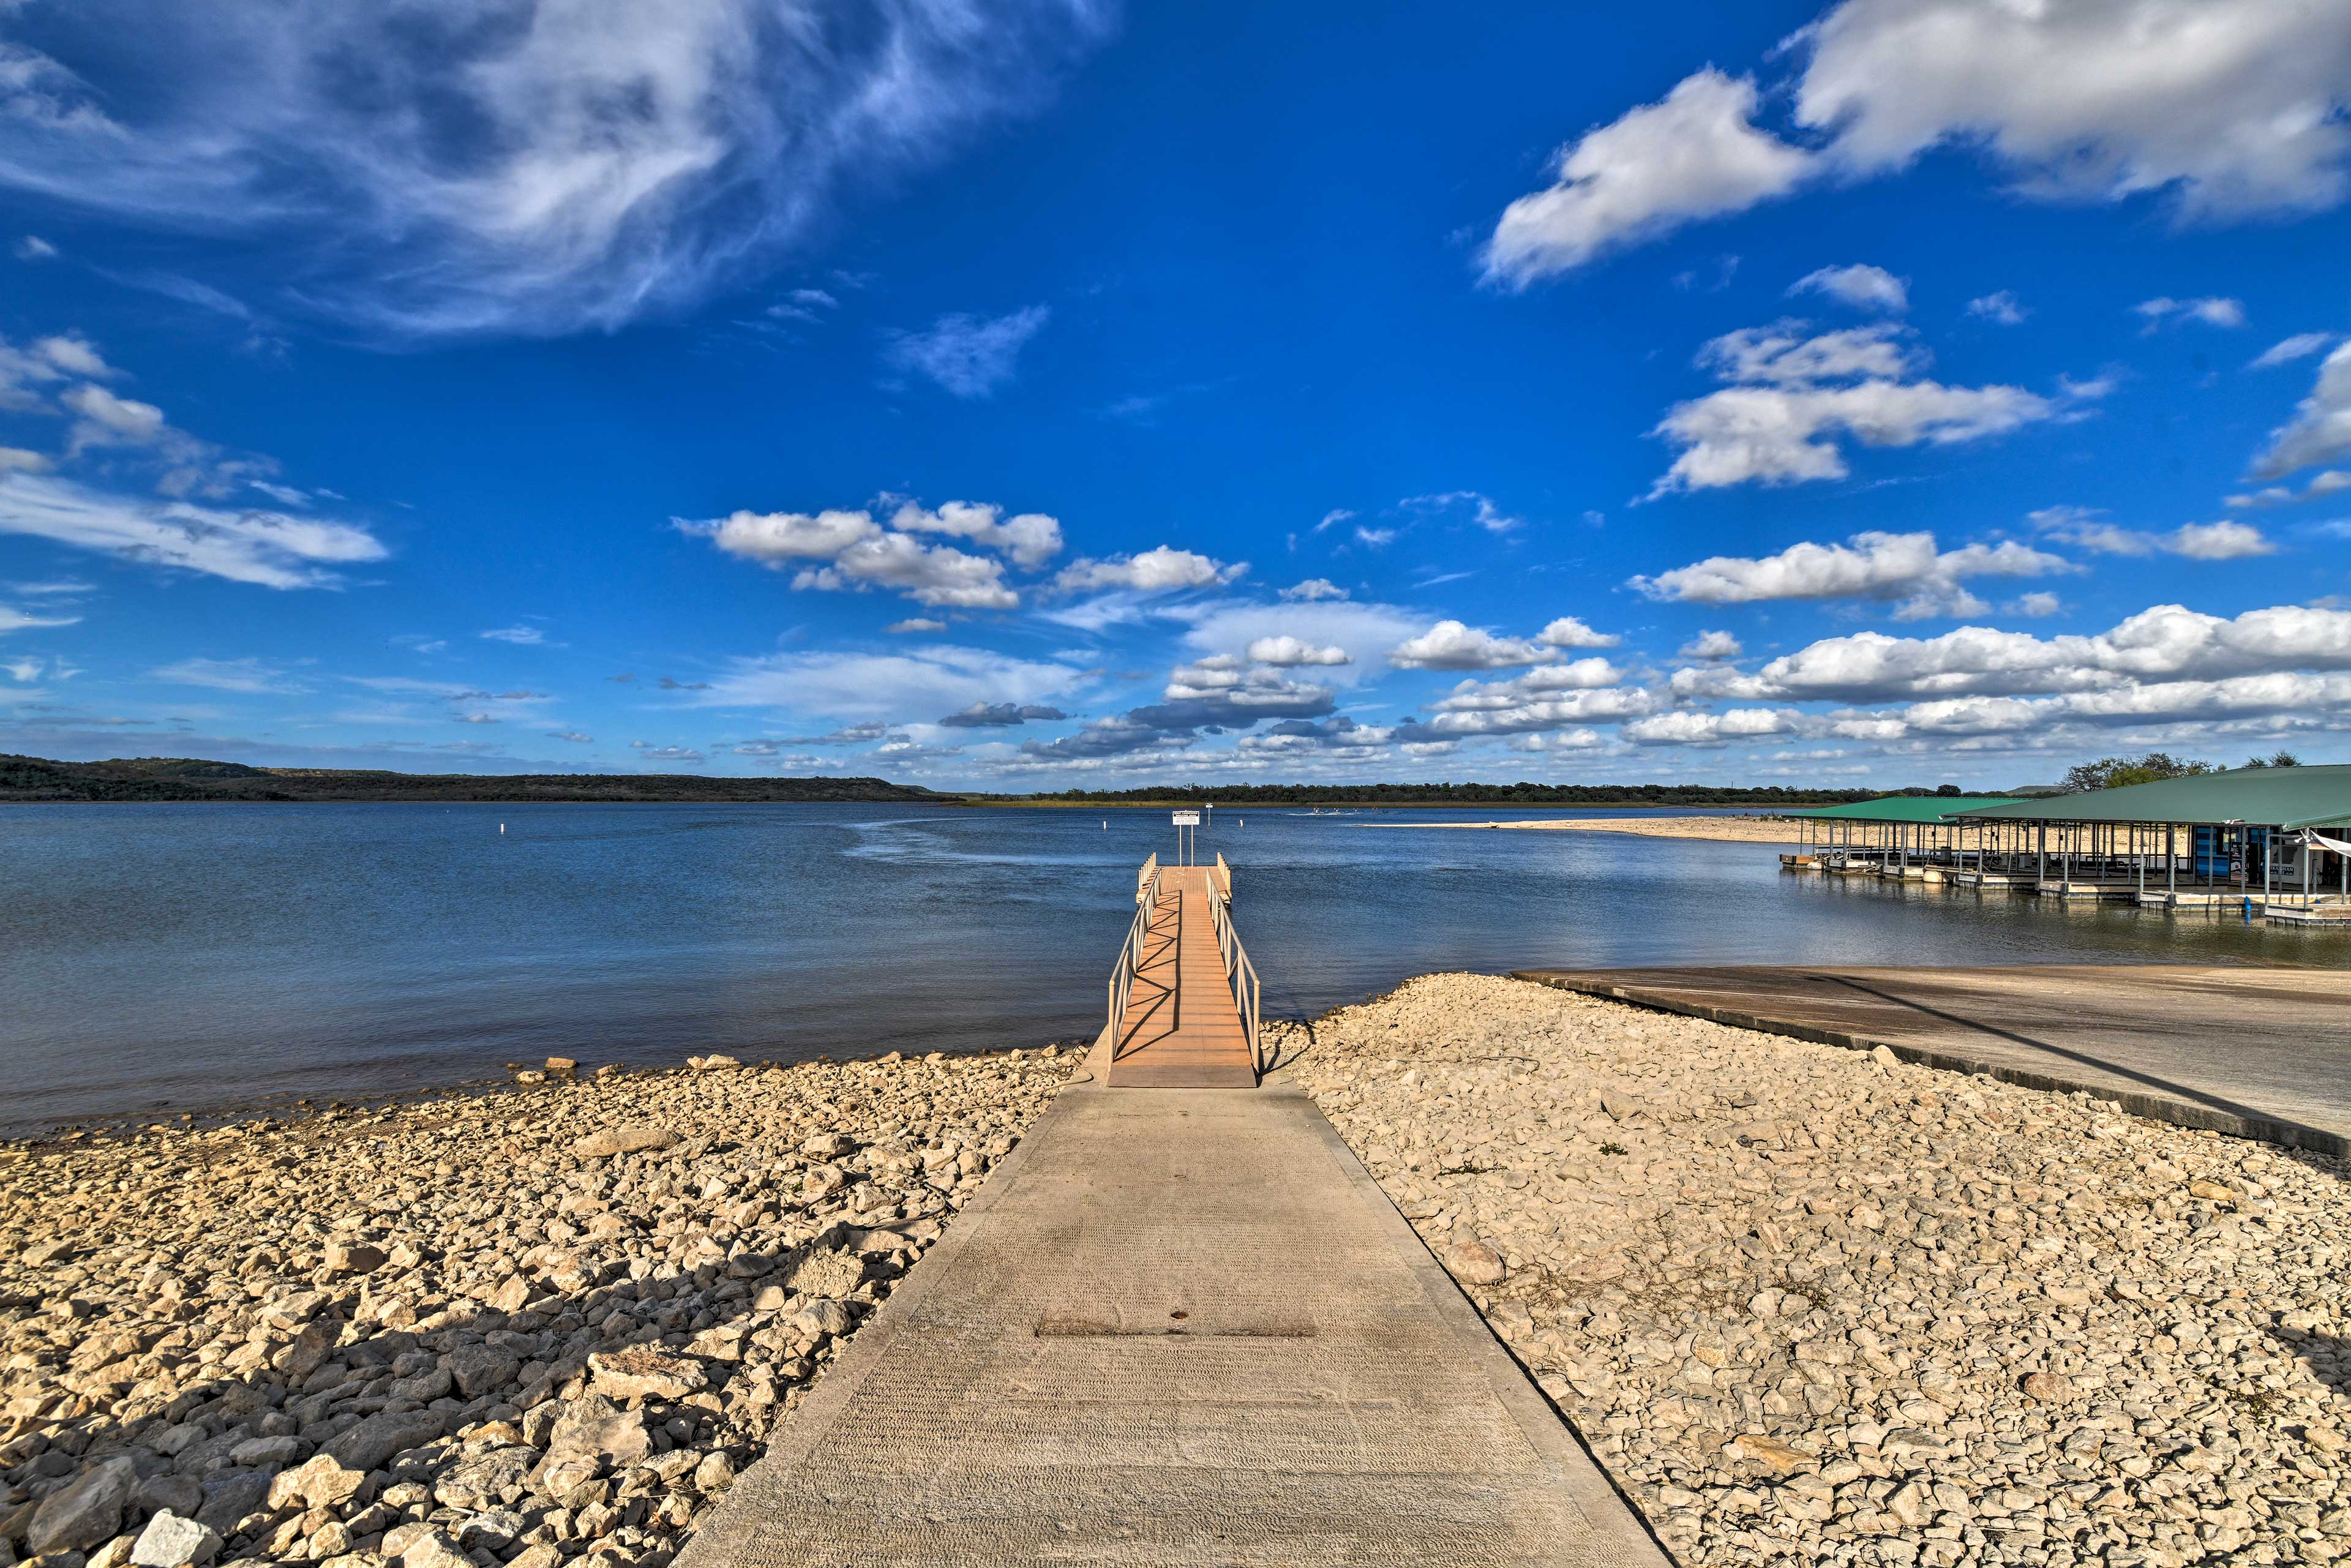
0;1048;1073;1568
1280;972;2351;1568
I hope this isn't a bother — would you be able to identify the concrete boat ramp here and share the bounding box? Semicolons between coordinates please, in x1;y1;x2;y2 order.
678;860;1664;1567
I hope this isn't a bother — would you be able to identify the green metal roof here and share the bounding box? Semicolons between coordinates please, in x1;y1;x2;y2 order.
1957;764;2351;828
1794;795;2026;823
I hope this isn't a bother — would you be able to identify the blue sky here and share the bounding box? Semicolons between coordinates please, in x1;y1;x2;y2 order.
2;0;2350;788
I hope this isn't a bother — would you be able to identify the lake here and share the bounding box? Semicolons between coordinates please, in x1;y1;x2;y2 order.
5;802;2338;1134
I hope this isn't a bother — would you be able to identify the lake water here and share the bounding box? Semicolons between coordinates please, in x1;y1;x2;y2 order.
6;803;2339;1134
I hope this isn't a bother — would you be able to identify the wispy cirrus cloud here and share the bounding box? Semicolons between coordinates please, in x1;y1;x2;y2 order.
0;472;386;589
0;2;1112;339
882;306;1050;398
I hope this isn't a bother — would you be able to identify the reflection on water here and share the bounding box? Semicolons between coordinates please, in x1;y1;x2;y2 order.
4;803;2339;1131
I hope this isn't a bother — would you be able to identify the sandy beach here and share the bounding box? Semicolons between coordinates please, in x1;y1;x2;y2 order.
1368;815;1808;844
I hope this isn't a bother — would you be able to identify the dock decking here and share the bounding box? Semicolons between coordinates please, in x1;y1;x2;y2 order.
1105;865;1258;1089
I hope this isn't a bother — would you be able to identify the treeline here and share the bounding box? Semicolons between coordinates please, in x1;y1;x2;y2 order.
0;755;945;805
1000;781;1939;807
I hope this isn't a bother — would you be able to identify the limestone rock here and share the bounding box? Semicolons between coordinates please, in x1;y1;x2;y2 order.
1439;1234;1507;1286
28;1458;138;1557
588;1348;712;1402
324;1409;446;1475
127;1514;219;1568
782;1247;866;1299
571;1126;679;1159
266;1454;367;1513
323;1240;386;1274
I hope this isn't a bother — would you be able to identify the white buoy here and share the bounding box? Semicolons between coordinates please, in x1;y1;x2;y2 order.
500;823;506;835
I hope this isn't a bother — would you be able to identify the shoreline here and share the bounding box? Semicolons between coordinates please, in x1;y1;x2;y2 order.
9;985;2346;1568
1364;814;1803;844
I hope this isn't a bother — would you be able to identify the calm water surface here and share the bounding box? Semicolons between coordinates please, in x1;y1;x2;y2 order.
6;803;2339;1132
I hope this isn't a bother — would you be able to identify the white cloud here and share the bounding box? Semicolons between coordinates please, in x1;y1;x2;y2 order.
1482;69;1813;286
1424;674;1655;737
1682;602;2351;707
2249;340;2351;480
1389;620;1548;671
1351;525;1396;549
0;604;78;635
1649;321;2053;495
1051;546;1244;596
1402;490;1521;532
631;743;707;764
481;625;546;645
694;644;1083;720
2249;332;2338;370
1623;707;1796;746
1177;599;1421;684
1631;530;2067;620
2134;295;2246;331
2007;591;2062;618
883;306;1049;398
1788;263;1907;313
682;502;1049;609
60;383;166;453
1966;291;2027;326
1536;615;1620;650
1245;635;1349;667
14;236;56;261
2229;470;2351;509
1679;629;1743;660
0;471;386;588
0;448;50;475
888;500;1061;568
1280;577;1346;601
151;656;302;692
1484;1;2351;283
0;4;1110;339
886;617;947;634
547;730;594;743
2028;506;2273;560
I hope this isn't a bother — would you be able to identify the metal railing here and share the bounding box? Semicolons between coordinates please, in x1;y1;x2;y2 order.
1204;867;1264;1073
1106;858;1164;1043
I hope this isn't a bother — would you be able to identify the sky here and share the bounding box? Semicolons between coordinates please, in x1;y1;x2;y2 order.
2;0;2350;790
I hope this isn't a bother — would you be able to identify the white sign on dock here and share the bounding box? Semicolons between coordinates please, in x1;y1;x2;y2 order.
1172;811;1201;826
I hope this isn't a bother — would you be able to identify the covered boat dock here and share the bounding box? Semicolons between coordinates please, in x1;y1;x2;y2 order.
1781;794;2025;882
1951;765;2351;920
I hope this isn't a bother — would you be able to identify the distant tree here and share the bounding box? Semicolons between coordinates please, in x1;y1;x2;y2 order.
2061;752;2218;793
2243;749;2301;769
1935;783;1962;797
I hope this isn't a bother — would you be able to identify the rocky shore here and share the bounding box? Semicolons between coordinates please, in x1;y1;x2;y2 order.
1278;973;2350;1568
0;1048;1073;1568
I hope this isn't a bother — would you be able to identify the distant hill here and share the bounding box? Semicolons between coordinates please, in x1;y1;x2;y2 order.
0;755;946;805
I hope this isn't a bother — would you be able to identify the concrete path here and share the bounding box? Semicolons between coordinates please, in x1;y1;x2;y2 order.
677;1079;1667;1567
1108;866;1257;1089
1520;964;2351;1157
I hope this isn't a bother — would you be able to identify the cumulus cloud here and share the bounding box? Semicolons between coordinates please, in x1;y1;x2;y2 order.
1424;669;1654;737
936;701;1068;727
887;617;948;634
1389;620;1550;671
1649;321;2052;495
1623;707;1797;746
1280;578;1346;601
1177;599;1422;685
1482;69;1813;286
2228;471;2351;510
631;743;707;764
888;500;1062;568
1630;530;2068;620
0;3;1110;339
682;500;1061;609
1788;263;1907;313
1536;615;1620;650
0;331;118;411
1482;0;2351;283
1244;635;1349;667
1017;659;1340;762
2028;506;2273;560
1966;291;2027;326
0;471;386;588
2134;295;2246;331
882;306;1050;398
1679;629;1744;660
1050;546;1244;596
2249;340;2351;481
1678;602;2351;706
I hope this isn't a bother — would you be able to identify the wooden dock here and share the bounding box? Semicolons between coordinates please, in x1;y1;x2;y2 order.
1104;865;1258;1088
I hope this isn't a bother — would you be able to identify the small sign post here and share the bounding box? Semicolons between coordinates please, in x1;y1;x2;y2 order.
1172;809;1201;865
